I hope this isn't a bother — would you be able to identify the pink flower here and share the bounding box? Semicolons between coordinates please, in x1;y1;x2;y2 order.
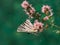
33;20;40;29
39;22;44;28
31;7;35;11
43;16;49;20
29;9;34;14
42;5;51;13
33;20;44;30
29;7;35;14
21;0;29;9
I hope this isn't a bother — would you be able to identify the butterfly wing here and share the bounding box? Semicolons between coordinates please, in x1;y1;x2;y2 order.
17;19;37;32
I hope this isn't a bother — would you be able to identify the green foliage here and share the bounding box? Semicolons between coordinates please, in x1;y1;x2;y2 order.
0;0;60;45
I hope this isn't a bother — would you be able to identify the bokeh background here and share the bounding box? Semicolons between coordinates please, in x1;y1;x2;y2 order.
0;0;60;45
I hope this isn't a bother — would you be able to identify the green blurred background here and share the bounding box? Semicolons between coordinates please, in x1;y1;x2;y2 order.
0;0;60;45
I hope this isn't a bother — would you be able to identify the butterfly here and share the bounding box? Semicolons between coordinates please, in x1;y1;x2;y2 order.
17;19;37;32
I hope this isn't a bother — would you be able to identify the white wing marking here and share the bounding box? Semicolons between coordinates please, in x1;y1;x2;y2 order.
17;19;37;32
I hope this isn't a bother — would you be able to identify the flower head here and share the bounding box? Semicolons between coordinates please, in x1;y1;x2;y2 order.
42;5;51;13
29;8;35;15
43;16;49;20
33;20;44;30
21;0;29;9
39;22;44;28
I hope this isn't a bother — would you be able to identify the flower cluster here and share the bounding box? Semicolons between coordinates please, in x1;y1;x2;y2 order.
21;0;29;9
33;20;44;32
20;0;53;32
21;0;35;18
42;5;51;14
41;5;53;21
